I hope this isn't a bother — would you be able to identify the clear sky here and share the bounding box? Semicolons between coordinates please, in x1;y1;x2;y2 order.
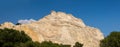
0;0;120;36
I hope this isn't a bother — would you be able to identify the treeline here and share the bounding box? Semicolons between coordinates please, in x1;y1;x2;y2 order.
0;28;83;47
100;31;120;47
0;28;119;47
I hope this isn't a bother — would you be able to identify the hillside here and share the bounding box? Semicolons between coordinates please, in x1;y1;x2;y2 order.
0;11;104;47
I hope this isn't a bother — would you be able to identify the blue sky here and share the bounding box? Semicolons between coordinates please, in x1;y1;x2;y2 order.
0;0;120;36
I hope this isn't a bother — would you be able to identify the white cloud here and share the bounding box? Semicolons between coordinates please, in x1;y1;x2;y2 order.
18;19;37;24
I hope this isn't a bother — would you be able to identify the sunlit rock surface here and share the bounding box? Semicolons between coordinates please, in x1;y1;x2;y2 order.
0;11;104;47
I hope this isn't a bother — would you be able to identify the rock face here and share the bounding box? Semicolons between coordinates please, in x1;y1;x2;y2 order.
0;11;104;47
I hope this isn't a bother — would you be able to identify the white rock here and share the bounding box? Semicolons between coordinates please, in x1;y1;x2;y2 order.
0;11;104;47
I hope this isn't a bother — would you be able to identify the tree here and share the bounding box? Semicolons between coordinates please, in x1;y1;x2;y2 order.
0;28;32;47
39;41;71;47
16;23;21;25
100;31;120;47
73;42;83;47
0;28;72;47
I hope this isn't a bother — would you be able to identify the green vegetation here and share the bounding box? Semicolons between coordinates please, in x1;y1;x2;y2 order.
0;28;83;47
0;28;32;47
73;42;83;47
16;23;21;25
39;41;71;47
100;31;120;47
1;28;120;47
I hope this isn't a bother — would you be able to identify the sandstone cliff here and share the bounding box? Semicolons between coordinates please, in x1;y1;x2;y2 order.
0;11;104;47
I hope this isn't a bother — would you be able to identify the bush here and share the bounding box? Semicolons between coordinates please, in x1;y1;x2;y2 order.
0;28;72;47
16;23;21;25
0;28;32;47
39;41;71;47
73;42;83;47
100;31;120;47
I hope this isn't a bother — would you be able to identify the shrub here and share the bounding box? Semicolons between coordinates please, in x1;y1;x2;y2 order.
0;28;72;47
73;42;83;47
100;31;120;47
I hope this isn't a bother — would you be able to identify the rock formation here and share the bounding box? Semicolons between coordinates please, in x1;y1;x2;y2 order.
0;11;104;47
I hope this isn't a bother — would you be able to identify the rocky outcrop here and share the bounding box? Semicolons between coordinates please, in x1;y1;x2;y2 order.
0;11;104;47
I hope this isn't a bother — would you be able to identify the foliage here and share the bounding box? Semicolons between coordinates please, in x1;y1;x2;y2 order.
39;41;71;47
0;28;32;47
100;31;120;47
0;28;72;47
73;42;83;47
16;23;21;25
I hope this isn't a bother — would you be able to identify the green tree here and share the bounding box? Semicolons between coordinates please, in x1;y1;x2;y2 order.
39;41;71;47
73;42;83;47
0;28;32;47
0;28;72;47
100;31;120;47
16;23;21;25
